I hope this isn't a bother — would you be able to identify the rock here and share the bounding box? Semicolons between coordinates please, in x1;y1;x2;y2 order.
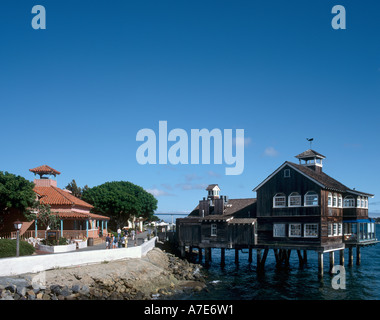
5;285;16;293
16;286;27;296
80;285;90;295
36;292;44;299
71;284;80;293
42;293;51;300
50;284;62;295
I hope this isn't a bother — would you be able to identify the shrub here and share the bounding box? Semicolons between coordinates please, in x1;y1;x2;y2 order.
41;237;68;246
0;239;35;258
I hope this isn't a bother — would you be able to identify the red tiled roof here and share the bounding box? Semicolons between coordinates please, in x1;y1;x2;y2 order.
30;165;61;176
34;186;93;208
49;210;110;220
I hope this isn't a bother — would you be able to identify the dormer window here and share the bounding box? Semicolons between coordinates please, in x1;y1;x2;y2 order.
305;191;318;206
273;193;286;208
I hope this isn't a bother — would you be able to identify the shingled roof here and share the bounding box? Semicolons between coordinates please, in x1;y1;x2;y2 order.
253;161;374;197
188;198;257;219
295;149;326;159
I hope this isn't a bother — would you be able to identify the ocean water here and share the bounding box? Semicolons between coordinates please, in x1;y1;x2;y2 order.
168;225;380;300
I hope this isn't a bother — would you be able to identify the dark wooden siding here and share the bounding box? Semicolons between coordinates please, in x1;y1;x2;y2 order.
256;165;322;217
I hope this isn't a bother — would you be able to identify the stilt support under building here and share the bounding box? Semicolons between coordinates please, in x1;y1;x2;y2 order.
356;246;361;265
329;251;335;274
318;252;324;279
221;248;225;267
348;247;353;266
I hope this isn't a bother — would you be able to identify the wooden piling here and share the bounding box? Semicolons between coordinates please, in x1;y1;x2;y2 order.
198;248;203;263
221;248;225;267
356;246;361;265
339;249;344;266
318;252;324;279
235;248;239;264
348;247;353;266
329;251;334;274
297;250;304;267
256;249;261;269
248;246;253;263
205;248;210;266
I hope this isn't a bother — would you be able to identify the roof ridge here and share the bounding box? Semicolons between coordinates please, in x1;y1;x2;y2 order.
51;186;75;205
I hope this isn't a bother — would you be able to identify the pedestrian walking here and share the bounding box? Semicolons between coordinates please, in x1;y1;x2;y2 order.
105;234;111;249
112;234;117;249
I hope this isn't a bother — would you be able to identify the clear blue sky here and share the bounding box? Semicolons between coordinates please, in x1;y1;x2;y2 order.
1;1;380;216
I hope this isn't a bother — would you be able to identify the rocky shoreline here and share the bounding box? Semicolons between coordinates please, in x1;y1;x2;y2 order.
0;247;206;300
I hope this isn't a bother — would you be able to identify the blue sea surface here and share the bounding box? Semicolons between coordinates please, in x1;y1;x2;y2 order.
168;225;380;300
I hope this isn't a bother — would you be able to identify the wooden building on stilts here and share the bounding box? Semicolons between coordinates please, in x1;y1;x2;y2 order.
176;149;378;278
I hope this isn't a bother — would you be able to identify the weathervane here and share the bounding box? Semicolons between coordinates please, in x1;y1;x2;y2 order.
306;138;314;149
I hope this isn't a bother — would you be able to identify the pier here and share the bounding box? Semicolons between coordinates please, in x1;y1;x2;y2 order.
176;149;379;279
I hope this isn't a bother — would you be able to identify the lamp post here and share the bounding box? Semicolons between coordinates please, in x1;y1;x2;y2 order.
13;220;23;257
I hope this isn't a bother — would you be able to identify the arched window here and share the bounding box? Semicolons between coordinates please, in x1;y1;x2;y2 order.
344;196;355;208
289;192;301;207
333;193;338;207
305;191;318;206
273;193;286;208
328;193;332;207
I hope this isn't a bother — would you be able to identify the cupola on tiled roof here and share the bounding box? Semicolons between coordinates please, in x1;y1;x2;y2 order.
29;165;61;177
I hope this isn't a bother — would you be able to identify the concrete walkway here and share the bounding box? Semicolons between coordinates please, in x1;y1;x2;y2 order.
34;231;152;255
82;231;150;251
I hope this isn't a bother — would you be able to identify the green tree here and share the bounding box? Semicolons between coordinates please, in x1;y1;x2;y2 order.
0;171;37;216
26;203;60;230
65;179;89;199
82;181;158;229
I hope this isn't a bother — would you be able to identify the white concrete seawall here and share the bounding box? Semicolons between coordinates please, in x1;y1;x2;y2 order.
0;237;158;277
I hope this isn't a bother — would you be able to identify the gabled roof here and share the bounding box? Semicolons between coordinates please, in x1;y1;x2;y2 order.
295;149;326;159
188;198;257;218
206;184;220;191
34;186;94;208
252;161;374;197
30;165;61;176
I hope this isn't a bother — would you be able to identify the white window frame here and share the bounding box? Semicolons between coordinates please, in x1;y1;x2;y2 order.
273;223;286;237
273;193;286;208
333;193;337;207
328;223;333;236
284;169;290;178
304;191;319;207
338;194;342;208
288;192;301;207
337;223;342;236
211;224;217;236
357;196;362;208
328;192;332;207
288;223;302;237
304;223;318;238
344;196;355;208
329;223;342;236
